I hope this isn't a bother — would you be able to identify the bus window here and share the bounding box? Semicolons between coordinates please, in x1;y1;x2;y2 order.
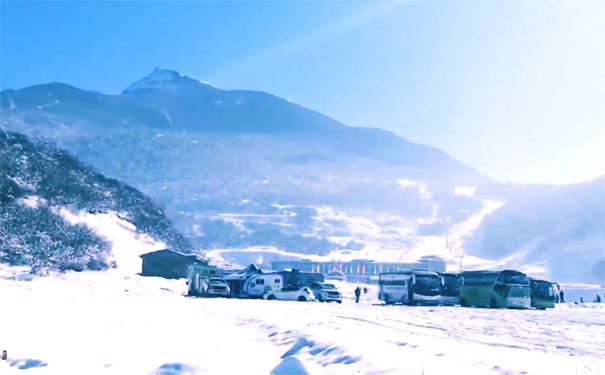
499;271;529;285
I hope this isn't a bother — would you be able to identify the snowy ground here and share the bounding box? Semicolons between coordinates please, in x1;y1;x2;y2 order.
1;268;604;375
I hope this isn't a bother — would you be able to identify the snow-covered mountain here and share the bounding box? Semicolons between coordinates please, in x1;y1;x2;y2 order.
467;180;605;283
0;131;191;272
1;68;603;283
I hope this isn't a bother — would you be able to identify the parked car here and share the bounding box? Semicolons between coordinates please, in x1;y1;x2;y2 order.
206;277;231;297
263;286;315;302
309;282;342;303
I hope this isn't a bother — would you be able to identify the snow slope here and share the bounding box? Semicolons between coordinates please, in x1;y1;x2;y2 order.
0;131;191;272
206;196;507;274
54;208;166;274
1;269;603;375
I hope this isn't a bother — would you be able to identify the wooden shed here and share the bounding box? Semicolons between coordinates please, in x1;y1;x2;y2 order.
140;249;206;279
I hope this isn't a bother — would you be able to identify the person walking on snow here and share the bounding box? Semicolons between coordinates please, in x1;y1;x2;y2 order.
354;286;361;303
559;289;565;303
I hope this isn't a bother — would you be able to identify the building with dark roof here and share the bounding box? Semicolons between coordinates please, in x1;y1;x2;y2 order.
140;249;206;279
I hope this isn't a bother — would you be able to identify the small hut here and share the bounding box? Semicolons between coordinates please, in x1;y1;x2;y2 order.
140;249;206;279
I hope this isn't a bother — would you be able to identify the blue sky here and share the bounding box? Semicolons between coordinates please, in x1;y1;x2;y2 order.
1;1;603;184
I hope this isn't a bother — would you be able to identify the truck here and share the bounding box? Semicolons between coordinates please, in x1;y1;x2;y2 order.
186;263;219;296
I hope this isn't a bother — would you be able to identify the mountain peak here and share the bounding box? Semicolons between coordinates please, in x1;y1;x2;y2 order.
150;67;182;79
122;68;211;95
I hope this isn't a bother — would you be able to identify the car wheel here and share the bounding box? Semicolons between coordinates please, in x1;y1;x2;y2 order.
267;294;276;300
337;300;342;304
298;296;307;302
317;295;324;302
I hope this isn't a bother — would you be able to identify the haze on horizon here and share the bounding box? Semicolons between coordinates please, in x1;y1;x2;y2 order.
1;0;603;185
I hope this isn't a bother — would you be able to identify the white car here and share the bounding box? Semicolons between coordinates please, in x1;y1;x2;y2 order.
264;286;315;302
309;282;342;303
206;277;231;297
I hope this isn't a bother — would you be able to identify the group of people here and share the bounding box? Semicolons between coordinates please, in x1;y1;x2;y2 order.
557;289;605;304
578;295;603;304
354;286;368;303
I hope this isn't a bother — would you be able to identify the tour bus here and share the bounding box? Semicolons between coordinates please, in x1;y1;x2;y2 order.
529;278;556;309
459;270;531;309
438;273;461;306
378;270;444;305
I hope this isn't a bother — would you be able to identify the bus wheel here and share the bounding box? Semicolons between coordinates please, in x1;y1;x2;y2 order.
298;296;307;302
460;298;468;307
490;298;497;308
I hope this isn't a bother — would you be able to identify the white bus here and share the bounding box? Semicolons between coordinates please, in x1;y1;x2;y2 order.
378;270;444;305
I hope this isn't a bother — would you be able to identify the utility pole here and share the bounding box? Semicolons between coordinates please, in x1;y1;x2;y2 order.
446;236;463;273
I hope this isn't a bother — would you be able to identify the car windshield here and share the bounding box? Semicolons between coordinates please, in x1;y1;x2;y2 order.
321;284;336;290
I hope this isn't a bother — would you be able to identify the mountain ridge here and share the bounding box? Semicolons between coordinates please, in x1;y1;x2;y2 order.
1;68;485;183
0;130;192;272
1;69;603;283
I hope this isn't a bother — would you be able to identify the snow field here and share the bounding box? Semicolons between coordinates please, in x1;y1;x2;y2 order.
1;269;603;375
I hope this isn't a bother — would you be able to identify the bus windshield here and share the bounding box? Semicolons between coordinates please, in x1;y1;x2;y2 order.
531;281;554;297
442;274;460;296
414;275;442;296
508;285;530;298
